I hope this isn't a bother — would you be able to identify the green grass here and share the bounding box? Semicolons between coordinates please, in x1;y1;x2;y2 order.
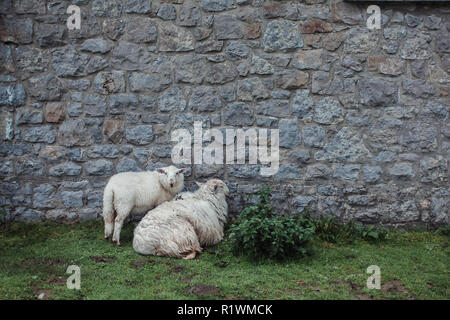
0;220;448;300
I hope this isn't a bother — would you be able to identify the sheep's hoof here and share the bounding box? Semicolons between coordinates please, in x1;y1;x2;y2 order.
182;251;196;260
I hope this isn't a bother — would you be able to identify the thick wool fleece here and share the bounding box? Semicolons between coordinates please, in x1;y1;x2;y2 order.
133;179;229;259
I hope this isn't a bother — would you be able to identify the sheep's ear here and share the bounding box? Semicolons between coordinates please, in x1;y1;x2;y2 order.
195;181;203;187
177;168;186;174
157;168;166;175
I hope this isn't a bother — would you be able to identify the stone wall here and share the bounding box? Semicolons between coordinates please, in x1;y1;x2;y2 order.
0;0;449;226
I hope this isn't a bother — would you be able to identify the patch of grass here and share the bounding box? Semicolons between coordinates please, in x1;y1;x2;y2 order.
0;220;448;300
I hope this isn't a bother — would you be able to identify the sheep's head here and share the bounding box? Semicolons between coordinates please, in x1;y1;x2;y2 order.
157;166;186;193
197;179;230;197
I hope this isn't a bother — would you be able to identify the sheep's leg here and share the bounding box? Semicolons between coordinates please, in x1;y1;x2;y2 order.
103;186;115;241
182;251;197;260
104;217;114;241
112;208;130;246
112;217;125;246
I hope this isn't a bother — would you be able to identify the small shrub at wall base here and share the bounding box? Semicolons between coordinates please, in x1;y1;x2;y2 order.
0;206;7;224
228;186;315;260
228;185;390;259
312;215;388;243
435;224;450;237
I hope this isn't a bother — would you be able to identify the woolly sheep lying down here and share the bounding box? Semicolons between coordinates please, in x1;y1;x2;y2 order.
103;166;185;246
133;179;230;260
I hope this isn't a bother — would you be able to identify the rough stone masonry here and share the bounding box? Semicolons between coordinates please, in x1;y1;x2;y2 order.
0;0;449;226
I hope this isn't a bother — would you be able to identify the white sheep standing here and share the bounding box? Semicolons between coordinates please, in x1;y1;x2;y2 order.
103;166;185;246
133;179;230;259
